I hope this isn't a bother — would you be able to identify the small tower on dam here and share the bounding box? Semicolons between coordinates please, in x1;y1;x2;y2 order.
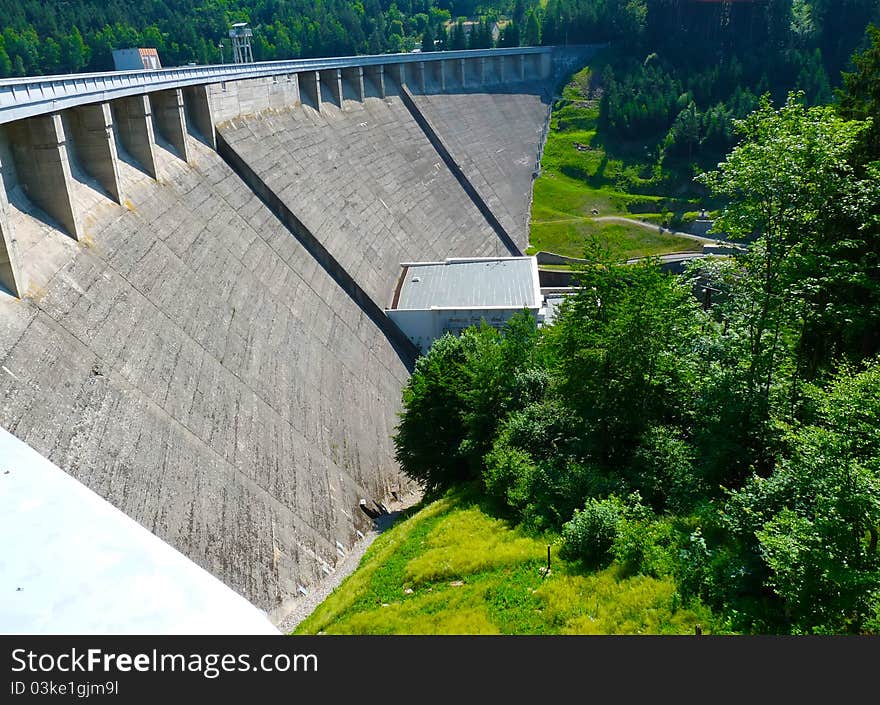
229;22;255;64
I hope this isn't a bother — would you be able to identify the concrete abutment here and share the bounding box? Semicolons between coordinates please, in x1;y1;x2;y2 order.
0;160;21;296
299;71;322;111
183;84;217;149
341;67;365;103
319;69;344;108
364;65;385;99
67;102;124;205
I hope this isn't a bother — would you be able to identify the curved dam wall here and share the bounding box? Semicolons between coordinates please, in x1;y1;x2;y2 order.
0;133;410;618
410;86;551;253
0;47;598;623
216;90;514;307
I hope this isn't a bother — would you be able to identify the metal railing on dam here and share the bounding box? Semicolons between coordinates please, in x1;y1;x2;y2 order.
0;47;552;125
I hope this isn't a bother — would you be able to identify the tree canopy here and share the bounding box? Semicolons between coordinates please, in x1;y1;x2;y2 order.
393;73;880;633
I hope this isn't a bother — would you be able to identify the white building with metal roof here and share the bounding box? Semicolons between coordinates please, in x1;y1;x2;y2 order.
386;256;545;353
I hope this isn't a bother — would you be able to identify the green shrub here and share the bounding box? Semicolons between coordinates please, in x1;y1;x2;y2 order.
510;367;551;409
559;495;627;567
482;443;538;518
630;426;703;511
612;513;679;578
626;198;662;214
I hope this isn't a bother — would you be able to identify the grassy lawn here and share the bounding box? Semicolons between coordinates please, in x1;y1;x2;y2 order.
530;62;707;259
293;489;721;635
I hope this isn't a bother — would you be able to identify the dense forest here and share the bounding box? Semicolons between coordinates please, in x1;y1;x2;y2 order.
394;28;880;634
0;0;876;79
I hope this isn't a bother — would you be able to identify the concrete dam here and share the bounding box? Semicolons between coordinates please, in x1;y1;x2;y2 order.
0;46;596;625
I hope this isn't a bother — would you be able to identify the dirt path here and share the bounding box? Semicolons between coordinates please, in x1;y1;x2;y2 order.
533;214;720;244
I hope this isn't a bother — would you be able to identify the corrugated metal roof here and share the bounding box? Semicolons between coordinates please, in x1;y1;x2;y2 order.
395;257;538;310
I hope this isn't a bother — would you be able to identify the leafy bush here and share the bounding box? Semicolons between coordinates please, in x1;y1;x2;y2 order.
612;513;679;579
629;425;703;511
559;495;627;567
499;400;577;461
523;459;602;531
509;367;551;409
482;443;538;518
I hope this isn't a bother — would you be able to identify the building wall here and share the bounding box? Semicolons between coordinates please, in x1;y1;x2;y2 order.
388;306;539;352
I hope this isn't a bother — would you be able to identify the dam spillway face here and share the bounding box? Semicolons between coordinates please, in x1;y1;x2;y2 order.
0;49;591;624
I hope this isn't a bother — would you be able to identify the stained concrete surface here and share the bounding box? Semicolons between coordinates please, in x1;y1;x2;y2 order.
217;96;508;308
0;134;409;618
411;87;551;253
0;80;553;625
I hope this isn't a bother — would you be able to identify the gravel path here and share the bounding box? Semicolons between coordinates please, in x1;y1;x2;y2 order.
536;214;722;244
276;489;423;634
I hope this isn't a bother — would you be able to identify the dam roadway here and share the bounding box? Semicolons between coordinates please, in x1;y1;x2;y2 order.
0;45;598;625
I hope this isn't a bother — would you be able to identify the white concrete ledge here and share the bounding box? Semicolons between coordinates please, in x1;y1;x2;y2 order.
0;426;279;635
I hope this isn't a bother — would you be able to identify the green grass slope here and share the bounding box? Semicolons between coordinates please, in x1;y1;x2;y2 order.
293;490;721;635
528;63;706;260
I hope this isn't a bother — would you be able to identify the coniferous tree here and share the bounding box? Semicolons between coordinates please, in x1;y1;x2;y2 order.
498;22;520;48
435;21;448;51
838;24;880;163
421;20;435;51
524;9;541;46
450;18;467;50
